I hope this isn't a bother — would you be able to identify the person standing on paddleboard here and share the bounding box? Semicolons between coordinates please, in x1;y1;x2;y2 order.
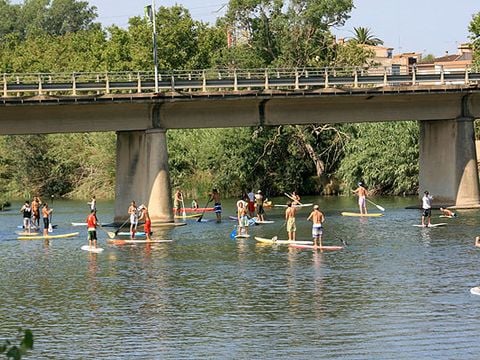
210;189;222;223
353;182;368;214
285;202;297;241
87;195;96;212
174;190;183;216
291;191;301;205
247;189;255;218
41;203;53;237
32;196;41;229
237;200;249;236
20;200;32;233
86;209;98;249
307;205;325;247
128;201;138;239
255;190;265;221
138;204;152;241
421;191;433;227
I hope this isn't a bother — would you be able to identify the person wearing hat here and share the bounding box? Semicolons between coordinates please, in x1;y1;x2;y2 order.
254;190;265;221
353;182;368;214
138;204;152;241
421;191;433;227
307;205;325;247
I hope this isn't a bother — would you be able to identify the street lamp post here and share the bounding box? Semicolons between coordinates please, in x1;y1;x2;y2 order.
151;0;159;93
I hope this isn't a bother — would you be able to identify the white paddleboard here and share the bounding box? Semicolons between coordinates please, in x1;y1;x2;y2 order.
81;245;104;253
274;203;313;208
412;223;447;228
253;219;275;224
108;239;172;245
235;234;250;238
470;286;480;295
255;236;313;245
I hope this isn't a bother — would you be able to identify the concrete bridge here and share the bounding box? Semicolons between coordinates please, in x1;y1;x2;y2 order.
1;65;480;222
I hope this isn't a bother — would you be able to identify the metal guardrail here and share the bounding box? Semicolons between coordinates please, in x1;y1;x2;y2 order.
2;65;480;98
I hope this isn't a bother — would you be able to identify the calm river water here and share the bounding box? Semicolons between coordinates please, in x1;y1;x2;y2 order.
1;196;480;359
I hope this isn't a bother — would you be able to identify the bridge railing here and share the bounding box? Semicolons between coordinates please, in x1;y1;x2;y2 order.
2;65;479;97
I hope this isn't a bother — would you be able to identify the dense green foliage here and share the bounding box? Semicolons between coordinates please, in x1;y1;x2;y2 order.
470;12;480;70
2;0;473;200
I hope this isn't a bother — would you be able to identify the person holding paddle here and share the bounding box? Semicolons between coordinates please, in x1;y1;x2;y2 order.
237;200;249;236
353;182;368;214
128;200;138;239
138;204;152;241
86;209;99;249
307;205;325;247
285;202;297;241
255;190;265;221
421;191;433;227
210;189;222;223
41;203;53;237
174;190;183;216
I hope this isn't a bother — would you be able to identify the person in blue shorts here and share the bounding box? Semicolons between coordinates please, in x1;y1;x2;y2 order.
307;205;325;247
210;189;222;223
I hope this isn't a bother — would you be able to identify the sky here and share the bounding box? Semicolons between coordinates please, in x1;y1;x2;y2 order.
13;0;480;57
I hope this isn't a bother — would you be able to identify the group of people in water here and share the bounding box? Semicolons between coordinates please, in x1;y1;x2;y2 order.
20;196;53;236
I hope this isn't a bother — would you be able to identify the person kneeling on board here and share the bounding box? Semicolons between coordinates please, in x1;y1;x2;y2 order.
440;207;456;218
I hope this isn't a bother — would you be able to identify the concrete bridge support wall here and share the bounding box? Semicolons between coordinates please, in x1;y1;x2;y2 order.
419;117;480;207
114;129;173;223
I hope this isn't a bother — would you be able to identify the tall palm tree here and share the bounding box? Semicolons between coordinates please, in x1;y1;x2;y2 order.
351;27;384;46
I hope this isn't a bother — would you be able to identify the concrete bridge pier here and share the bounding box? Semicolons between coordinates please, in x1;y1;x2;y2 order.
419;117;480;208
114;129;173;223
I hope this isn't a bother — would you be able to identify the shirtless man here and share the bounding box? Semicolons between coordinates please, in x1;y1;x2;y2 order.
440;207;456;218
32;196;41;228
353;182;368;214
290;191;301;205
210;189;222;223
307;205;325;247
285;202;297;241
41;203;53;236
138;204;152;241
128;201;138;239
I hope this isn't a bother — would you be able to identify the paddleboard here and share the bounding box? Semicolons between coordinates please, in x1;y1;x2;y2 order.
174;213;202;219
341;212;384;217
274;203;314;208
289;244;344;251
81;245;104;253
412;223;447;228
255;236;313;245
116;231;146;237
235;234;250;238
439;215;455;218
72;222;109;226
172;207;214;212
228;216;257;226
16;231;39;236
253;220;274;224
17;232;79;240
108;239;173;245
470;286;480;295
17;224;57;229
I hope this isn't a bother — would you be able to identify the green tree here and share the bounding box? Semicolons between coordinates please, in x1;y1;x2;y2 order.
337;121;419;195
469;12;480;70
351;26;383;46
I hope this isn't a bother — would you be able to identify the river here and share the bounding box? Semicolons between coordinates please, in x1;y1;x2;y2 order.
1;196;479;359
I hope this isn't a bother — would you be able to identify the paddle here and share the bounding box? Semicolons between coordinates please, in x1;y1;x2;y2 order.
230;226;237;239
366;198;385;212
48;195;54;232
98;224;115;239
284;192;303;206
197;198;212;222
180;193;187;218
114;218;130;236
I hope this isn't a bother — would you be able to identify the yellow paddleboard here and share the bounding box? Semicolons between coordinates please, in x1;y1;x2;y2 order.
341;212;383;217
18;232;79;240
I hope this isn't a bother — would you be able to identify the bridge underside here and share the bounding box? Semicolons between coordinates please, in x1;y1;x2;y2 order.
1;89;480;217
